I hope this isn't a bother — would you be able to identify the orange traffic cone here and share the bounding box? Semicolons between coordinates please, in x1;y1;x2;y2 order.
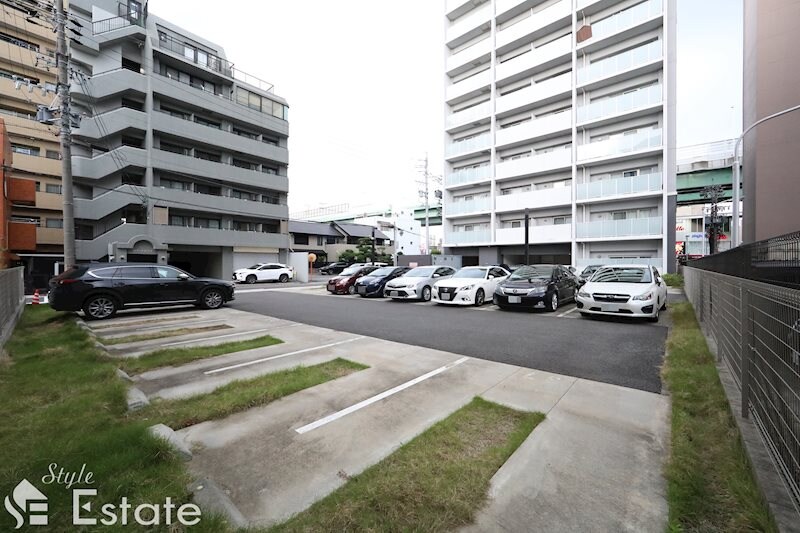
32;289;40;305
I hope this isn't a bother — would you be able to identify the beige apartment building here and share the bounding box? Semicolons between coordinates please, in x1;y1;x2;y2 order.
1;0;64;289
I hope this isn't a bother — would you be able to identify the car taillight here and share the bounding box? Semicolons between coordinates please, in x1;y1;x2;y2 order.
59;278;79;285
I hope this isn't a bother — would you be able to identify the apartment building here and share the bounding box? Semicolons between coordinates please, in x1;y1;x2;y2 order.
442;0;676;272
0;0;64;288
66;0;289;278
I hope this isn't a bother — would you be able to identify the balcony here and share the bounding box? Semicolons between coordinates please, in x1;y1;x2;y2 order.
446;196;492;217
496;149;572;180
446;2;492;46
446;38;492;75
576;172;662;201
581;0;663;47
445;132;492;160
496;0;572;52
576;216;662;239
577;128;662;162
8;178;36;205
496;72;571;116
495;111;571;149
73;146;148;180
445;165;492;188
445;229;491;246
446;101;492;131
446;0;473;18
575;257;663;268
577;40;662;86
8;222;36;251
577;84;662;125
36;227;63;245
496;223;571;245
11;153;61;177
495;34;572;85
71;68;147;100
495;186;571;212
74;107;148;140
35;192;64;211
446;69;492;104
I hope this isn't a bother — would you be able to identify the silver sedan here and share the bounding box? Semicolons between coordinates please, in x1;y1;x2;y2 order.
384;265;456;302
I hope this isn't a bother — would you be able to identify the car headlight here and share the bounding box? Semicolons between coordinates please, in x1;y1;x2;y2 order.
578;289;590;298
456;284;475;292
494;286;504;295
527;287;546;296
632;292;653;301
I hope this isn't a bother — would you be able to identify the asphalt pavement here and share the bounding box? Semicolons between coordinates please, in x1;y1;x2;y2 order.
230;288;669;393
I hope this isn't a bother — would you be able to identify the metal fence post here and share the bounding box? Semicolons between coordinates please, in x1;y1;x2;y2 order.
740;287;752;419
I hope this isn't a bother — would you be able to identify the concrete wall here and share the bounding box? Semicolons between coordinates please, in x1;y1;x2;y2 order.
743;0;800;242
0;267;25;351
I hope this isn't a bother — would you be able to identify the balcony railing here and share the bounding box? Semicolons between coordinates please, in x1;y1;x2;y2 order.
577;172;663;200
495;110;571;147
577;83;662;123
445;165;492;187
446;132;492;158
585;0;663;44
445;229;491;245
496;224;572;244
496;34;572;83
496;148;572;180
93;15;144;34
577;40;662;85
447;196;492;216
576;216;663;239
496;0;571;50
446;101;491;129
495;186;571;212
575;257;663;268
577;128;662;161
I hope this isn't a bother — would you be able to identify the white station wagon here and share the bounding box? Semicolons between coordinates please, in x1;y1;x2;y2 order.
576;264;668;322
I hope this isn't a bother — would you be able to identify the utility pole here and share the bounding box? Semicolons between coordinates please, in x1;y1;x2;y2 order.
701;184;724;255
55;0;75;270
416;153;442;255
371;227;376;262
524;208;530;265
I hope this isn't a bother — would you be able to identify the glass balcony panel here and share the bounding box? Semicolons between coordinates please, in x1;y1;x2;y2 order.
447;196;492;215
446;132;492;158
496;148;572;179
495;186;572;211
575;257;663;268
576;171;663;200
577;40;662;85
496;34;572;83
577;128;662;161
496;72;571;114
577;83;662;123
576;216;663;238
496;111;571;147
496;0;571;50
446;101;492;129
495;224;572;244
445;229;491;245
587;0;663;44
447;69;492;102
445;165;492;187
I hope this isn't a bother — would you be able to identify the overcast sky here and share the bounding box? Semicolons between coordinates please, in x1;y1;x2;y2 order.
148;0;743;214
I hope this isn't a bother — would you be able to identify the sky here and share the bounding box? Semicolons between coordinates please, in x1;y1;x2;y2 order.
147;0;743;215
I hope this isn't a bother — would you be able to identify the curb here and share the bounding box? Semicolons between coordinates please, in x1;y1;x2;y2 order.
148;423;192;461
126;387;149;411
116;368;134;382
190;477;248;528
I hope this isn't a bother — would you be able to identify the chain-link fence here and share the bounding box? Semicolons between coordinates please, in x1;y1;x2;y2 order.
684;233;800;510
0;267;25;350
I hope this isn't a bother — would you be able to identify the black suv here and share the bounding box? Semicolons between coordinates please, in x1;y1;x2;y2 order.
319;262;349;275
49;263;236;320
494;264;578;312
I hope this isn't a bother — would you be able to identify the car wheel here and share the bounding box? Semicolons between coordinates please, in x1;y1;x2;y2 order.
546;291;559;312
660;300;667;311
648;306;660;323
572;287;578;302
246;274;257;284
348;285;356;295
279;273;290;283
200;289;225;310
82;294;117;320
474;289;485;306
421;286;432;302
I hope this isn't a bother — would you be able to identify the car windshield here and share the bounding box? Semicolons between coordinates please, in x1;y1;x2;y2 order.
340;267;361;276
405;267;436;277
582;265;600;276
509;266;553;281
452;268;487;279
591;267;652;283
367;267;395;277
247;264;264;269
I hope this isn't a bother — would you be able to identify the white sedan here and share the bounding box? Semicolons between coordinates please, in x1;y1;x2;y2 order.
233;263;294;284
432;266;510;306
576;264;668;322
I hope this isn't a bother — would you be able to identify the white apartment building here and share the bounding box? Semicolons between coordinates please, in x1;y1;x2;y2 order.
442;0;677;272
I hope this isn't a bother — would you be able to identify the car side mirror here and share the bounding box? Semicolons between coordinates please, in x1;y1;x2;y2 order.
178;273;189;280
433;273;440;278
488;275;495;280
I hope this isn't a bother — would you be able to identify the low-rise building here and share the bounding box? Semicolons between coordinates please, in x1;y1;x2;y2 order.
288;220;391;263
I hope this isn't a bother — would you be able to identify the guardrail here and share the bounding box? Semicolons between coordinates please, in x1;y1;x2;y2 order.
0;267;25;350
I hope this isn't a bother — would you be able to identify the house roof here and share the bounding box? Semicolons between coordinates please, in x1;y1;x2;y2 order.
288;220;390;240
335;222;390;240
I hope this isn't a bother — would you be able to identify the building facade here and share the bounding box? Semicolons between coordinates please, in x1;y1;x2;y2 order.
67;0;289;278
742;0;800;243
288;220;392;263
442;0;677;271
0;0;64;288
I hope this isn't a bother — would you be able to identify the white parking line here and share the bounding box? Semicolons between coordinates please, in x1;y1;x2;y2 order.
557;306;579;318
160;327;275;347
204;336;365;375
295;357;469;434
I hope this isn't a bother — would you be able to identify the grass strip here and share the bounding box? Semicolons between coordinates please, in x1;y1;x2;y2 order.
91;315;201;330
131;358;367;430
101;324;232;345
662;273;684;287
269;397;544;532
663;302;776;532
120;334;283;374
0;306;228;531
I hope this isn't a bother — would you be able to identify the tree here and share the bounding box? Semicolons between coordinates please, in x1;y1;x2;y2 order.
338;249;358;263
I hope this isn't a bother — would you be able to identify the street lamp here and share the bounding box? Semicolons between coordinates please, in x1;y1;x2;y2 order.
732;103;800;247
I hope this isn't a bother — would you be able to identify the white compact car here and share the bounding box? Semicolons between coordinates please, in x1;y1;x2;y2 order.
576;264;668;322
432;266;510;306
233;263;293;284
384;265;456;301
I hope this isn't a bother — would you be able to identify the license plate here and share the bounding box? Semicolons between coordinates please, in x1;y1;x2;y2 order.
601;304;619;312
390;291;399;297
508;296;522;304
441;293;451;301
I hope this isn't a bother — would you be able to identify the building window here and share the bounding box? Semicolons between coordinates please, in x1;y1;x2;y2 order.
195;183;221;196
262;166;279;175
169;215;189;226
195;217;221;229
232;158;258;170
294;234;309;245
45;184;62;194
553;216;571;225
45;218;63;228
0;32;39;51
11;144;39;156
194;115;221;129
233;221;256;231
233;127;258;140
262;136;279;146
262;193;280;205
231;189;257;201
326;236;337;245
45;150;60;160
160;142;190;155
195;150;221;163
121;57;141;72
161;178;191;190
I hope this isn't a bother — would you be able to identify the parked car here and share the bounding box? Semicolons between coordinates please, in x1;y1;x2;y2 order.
384;265;457;301
353;266;411;297
319;262;349;275
494;264;578;312
576;264;668;322
326;265;378;295
432;266;510;306
562;265;585;287
233;263;293;284
48;263;235;320
578;264;604;283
